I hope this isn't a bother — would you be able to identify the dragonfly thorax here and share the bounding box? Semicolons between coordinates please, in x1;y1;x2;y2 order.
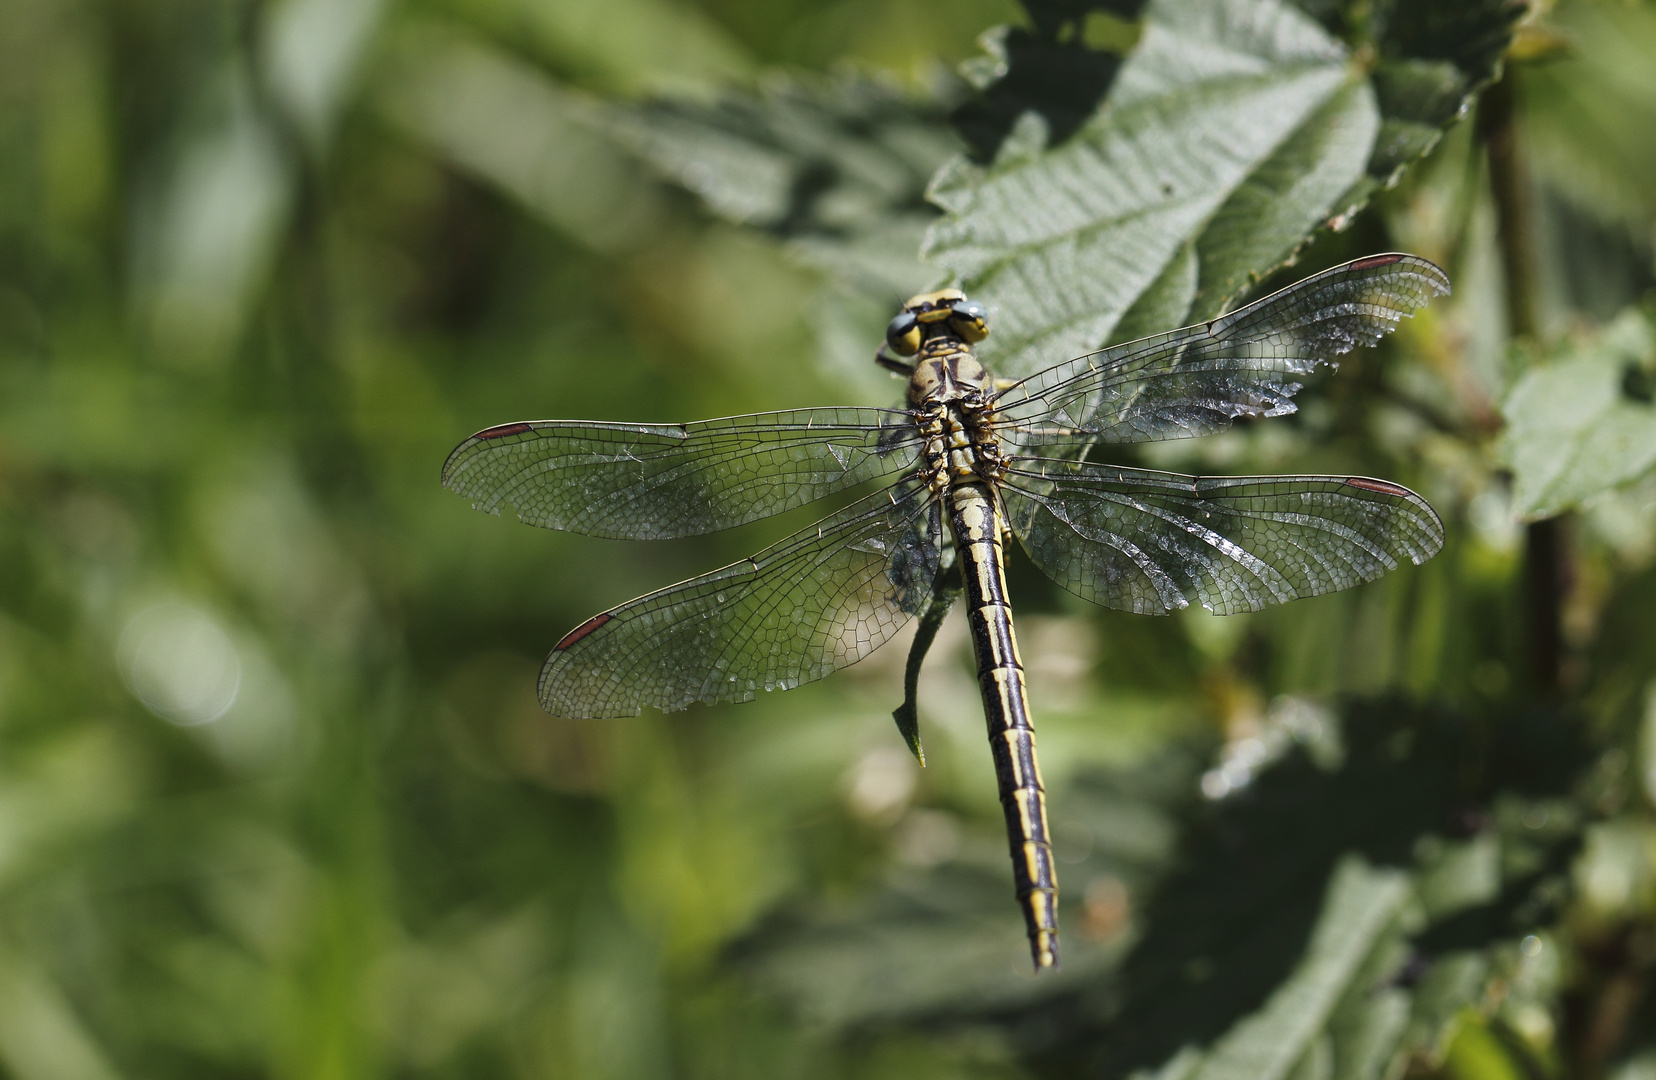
908;347;990;406
910;351;1003;494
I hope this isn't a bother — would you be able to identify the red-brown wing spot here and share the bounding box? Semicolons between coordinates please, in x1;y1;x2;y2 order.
1345;477;1411;497
1347;253;1405;271
476;422;534;440
555;612;613;651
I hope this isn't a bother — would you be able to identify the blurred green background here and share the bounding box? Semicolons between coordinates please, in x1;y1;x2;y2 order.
4;0;1656;1077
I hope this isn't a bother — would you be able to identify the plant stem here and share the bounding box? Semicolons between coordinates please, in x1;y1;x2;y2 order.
1478;70;1564;697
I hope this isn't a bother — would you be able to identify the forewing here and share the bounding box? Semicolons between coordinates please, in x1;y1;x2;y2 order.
1003;460;1443;615
995;255;1450;453
442;408;919;539
540;483;942;718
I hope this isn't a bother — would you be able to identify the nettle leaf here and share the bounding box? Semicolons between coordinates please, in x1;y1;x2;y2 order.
1502;310;1656;520
950;0;1147;164
925;0;1520;380
1011;703;1586;1079
1164;857;1412;1080
606;74;961;301
452;0;1516;386
729;702;1590;1080
725;746;1204;1024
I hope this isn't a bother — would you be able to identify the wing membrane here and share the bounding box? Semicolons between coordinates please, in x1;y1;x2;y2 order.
442;408;919;539
540;482;942;717
994;255;1450;453
1003;459;1444;615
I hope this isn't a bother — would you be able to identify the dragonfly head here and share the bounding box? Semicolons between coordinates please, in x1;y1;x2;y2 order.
886;289;990;357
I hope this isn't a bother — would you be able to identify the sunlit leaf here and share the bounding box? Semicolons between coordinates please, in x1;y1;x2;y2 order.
1502;310;1656;520
925;0;1520;377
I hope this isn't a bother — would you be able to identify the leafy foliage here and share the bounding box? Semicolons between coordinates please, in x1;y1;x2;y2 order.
1503;310;1656;519
924;0;1521;380
606;74;961;300
732;701;1590;1079
949;0;1147;164
1019;702;1587;1078
4;0;1656;1077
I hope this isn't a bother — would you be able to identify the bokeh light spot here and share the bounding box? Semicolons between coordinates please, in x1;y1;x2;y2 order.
117;603;242;725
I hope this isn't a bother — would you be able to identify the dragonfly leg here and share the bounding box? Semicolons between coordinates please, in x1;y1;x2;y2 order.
891;550;962;766
876;345;917;376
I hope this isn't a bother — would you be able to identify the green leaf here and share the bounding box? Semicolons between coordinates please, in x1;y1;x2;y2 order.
924;0;1520;378
377;29;671;254
1520;0;1656;233
1184;77;1377;322
1360;0;1522;182
726;743;1206;1023
949;3;1143;165
1043;703;1586;1079
925;0;1371;378
1501;310;1656;519
606;74;961;300
729;701;1591;1079
1180;857;1410;1080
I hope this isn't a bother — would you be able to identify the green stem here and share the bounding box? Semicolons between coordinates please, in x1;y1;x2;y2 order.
1479;69;1565;698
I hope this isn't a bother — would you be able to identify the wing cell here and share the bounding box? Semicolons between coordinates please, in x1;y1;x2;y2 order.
442;408;919;539
994;254;1450;452
539;483;942;717
1003;460;1444;615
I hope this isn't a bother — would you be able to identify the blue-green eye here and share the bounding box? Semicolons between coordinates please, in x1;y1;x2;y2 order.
886;311;921;356
949;300;988;343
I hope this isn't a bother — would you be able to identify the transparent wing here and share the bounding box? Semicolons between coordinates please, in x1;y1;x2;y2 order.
994;254;1450;453
1002;459;1444;615
442;408;919;539
540;482;943;718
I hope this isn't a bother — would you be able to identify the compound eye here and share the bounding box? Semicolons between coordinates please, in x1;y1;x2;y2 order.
886;311;921;356
949;300;989;343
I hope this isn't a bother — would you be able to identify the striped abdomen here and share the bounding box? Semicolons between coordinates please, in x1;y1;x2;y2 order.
947;481;1059;970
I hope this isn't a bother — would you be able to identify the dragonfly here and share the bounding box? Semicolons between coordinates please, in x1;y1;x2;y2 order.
442;253;1449;971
